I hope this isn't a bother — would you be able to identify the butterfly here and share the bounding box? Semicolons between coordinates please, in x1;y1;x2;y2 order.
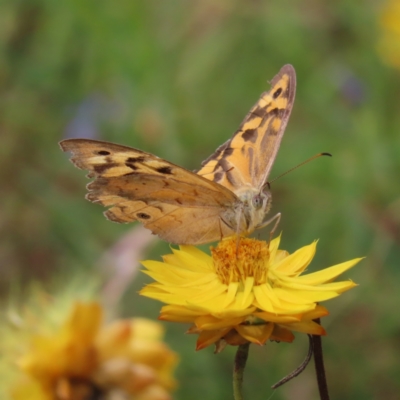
60;64;296;245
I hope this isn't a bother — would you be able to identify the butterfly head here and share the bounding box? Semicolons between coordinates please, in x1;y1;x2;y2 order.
232;187;272;234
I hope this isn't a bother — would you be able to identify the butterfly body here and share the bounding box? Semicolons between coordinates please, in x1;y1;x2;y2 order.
60;64;296;244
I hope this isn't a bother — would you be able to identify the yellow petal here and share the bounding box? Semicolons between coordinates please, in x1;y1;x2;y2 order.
240;277;255;307
224;290;254;312
253;311;301;324
282;320;326;335
253;284;282;312
141;280;228;306
297;258;363;284
11;377;52;400
221;282;239;308
160;305;204;318
273;242;317;275
253;286;276;313
195;315;245;330
300;305;329;320
211;306;257;320
185;292;236;313
223;329;250;346
159;312;197;323
277;279;358;293
66;302;102;341
253;293;316;314
268;235;281;261
273;249;290;263
142;261;207;285
131;318;165;341
273;288;341;304
270;325;295;342
166;247;212;272
235;322;274;345
196;328;231;350
178;245;213;266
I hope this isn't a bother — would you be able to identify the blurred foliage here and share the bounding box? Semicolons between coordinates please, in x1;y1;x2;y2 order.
1;0;400;399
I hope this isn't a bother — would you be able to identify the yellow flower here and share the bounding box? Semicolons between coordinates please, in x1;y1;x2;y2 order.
18;302;101;386
377;0;400;68
9;302;178;400
140;236;362;351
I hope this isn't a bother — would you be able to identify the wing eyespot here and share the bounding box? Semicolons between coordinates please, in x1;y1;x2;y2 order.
97;150;111;155
156;166;173;175
242;129;258;143
125;162;138;170
273;87;282;99
137;212;151;220
127;156;146;163
94;163;117;173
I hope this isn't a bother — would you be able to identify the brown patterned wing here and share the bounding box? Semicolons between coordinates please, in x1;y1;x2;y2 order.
60;139;239;244
197;64;296;192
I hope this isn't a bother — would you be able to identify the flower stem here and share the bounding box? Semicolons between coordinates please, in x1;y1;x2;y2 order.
233;343;250;400
312;318;330;400
271;334;314;389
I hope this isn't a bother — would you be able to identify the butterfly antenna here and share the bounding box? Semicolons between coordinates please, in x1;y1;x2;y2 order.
267;152;332;186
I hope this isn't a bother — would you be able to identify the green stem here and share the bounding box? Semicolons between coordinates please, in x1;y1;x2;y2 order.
233;343;250;400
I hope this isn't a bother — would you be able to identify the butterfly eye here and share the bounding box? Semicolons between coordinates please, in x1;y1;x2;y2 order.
252;194;264;210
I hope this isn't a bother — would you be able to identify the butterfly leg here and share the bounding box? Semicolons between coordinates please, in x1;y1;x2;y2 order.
218;217;224;242
219;216;235;232
217;217;241;256
234;206;246;255
255;212;281;243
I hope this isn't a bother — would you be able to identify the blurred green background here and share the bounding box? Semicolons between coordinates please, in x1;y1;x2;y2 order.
1;0;400;399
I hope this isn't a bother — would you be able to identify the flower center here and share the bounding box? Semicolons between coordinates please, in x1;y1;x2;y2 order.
211;237;270;286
